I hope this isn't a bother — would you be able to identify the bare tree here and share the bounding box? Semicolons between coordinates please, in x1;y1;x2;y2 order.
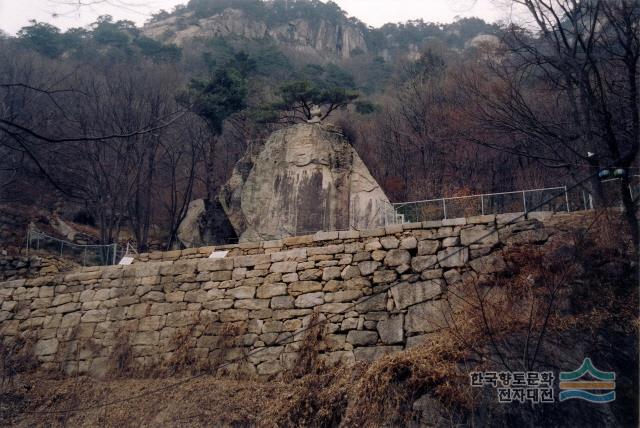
157;121;205;250
0;41;188;248
46;0;153;16
464;0;640;245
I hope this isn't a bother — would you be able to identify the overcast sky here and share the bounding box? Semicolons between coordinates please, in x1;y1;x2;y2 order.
0;0;514;35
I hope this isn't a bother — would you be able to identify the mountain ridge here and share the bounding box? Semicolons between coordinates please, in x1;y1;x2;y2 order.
142;0;500;61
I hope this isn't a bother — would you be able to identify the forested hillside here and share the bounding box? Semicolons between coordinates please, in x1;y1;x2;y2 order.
0;0;638;251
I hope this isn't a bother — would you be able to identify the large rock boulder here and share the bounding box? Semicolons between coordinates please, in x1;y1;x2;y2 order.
177;199;237;248
220;123;392;242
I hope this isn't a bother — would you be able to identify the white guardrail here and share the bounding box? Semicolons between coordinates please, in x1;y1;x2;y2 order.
391;176;639;224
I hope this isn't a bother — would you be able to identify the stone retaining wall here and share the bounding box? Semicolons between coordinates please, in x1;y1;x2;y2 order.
0;211;578;377
0;254;78;281
133;212;558;263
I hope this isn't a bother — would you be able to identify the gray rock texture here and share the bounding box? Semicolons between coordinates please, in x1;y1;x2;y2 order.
177;199;238;248
220;124;392;242
177;199;206;248
143;8;367;59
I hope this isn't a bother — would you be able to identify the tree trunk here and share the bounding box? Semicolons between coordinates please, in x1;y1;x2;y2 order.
620;174;639;249
205;135;218;203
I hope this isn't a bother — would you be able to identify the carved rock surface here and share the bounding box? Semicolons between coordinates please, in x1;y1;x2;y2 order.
220;124;392;242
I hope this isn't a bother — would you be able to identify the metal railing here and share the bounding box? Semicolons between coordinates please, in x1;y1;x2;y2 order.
392;176;639;224
579;175;640;211
393;186;570;224
26;228;119;267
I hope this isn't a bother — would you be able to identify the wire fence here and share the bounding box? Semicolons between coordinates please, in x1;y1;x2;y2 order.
393;176;639;224
578;175;640;211
393;186;570;223
26;229;119;267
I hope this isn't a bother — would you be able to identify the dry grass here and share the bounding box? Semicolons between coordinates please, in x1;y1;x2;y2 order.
266;365;356;427
267;314;471;427
285;313;326;380
164;324;201;376
266;313;357;427
0;333;38;391
108;328;135;377
2;374;290;427
342;336;470;427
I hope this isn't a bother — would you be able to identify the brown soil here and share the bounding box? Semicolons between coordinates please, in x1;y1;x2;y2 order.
1;374;293;427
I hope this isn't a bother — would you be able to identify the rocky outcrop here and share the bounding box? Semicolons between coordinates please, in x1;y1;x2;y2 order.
177;199;238;248
268;18;367;58
465;34;501;50
143;8;367;59
177;199;206;248
220;123;393;242
145;9;268;45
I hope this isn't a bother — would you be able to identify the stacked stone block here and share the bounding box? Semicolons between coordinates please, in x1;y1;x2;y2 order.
0;212;568;377
0;254;78;281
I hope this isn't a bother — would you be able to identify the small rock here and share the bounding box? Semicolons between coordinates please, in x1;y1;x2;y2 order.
411;255;438;273
346;330;379;346
322;267;342;281
256;283;287;299
442;237;460;247
294;292;324;308
281;273;299;283
437;247;469;268
469;253;507;274
399;236;418;249
270;261;298;273
384;249;411;267
380;236;399;249
271;295;294;309
353;252;371;262
405;301;448;333
341;265;361;280
391;280;443;309
358;261;380;276
226;286;256;299
34;338;58;356
461;225;499;246
373;270;397;284
377;314;404;344
421;269;443;280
